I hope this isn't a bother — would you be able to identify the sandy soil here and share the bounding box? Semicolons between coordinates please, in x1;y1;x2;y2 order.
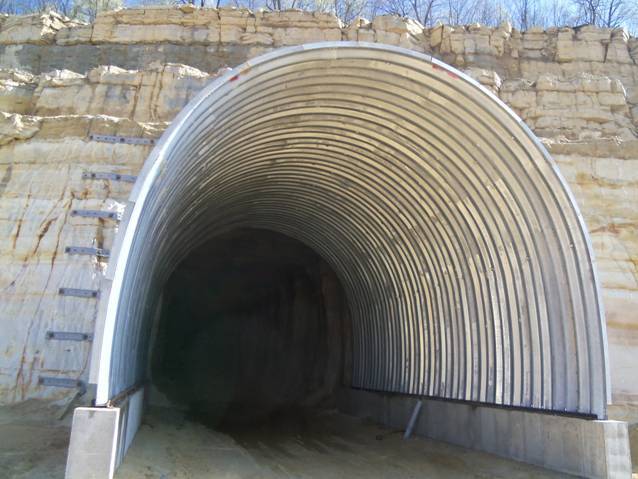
1;401;631;479
0;400;72;479
116;407;571;479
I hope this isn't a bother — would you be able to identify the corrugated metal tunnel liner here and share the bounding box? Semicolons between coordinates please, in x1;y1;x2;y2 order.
94;42;609;419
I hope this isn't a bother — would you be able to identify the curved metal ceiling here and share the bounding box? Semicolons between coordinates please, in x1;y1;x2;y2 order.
94;42;609;418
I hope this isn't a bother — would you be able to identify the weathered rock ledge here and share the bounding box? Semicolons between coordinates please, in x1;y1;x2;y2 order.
0;9;636;77
1;8;636;64
1;66;634;141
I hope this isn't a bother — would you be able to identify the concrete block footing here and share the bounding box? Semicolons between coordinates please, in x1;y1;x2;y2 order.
65;407;120;479
65;387;145;479
338;388;632;478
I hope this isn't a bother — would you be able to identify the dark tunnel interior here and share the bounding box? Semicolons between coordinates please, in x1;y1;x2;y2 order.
148;228;352;430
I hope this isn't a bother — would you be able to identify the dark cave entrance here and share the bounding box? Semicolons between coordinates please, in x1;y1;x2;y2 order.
148;228;352;430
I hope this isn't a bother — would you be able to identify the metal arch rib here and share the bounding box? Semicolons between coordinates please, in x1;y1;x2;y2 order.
93;42;609;418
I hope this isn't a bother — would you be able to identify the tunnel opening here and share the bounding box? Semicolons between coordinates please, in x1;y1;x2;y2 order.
148;228;352;432
79;44;616;479
97;44;608;419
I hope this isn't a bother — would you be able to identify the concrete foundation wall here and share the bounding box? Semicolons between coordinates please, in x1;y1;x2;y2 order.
65;387;143;479
65;406;120;479
338;388;632;478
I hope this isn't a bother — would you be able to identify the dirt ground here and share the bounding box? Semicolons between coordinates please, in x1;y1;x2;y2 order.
0;400;72;479
116;407;573;479
0;401;620;479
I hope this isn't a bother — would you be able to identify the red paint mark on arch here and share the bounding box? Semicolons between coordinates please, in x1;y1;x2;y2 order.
432;63;459;80
229;66;252;83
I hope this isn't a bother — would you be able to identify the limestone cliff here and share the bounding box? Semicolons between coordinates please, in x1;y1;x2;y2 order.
0;8;636;414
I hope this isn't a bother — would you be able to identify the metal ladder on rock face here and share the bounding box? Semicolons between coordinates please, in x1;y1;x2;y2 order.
37;134;146;402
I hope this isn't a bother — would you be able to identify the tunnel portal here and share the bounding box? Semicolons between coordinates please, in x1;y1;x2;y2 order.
92;43;609;431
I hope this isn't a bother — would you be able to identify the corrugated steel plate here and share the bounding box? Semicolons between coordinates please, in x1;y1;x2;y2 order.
93;43;609;418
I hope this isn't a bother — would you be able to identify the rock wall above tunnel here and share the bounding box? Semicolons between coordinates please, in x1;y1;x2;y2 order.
0;63;213;122
1;10;637;99
0;8;636;414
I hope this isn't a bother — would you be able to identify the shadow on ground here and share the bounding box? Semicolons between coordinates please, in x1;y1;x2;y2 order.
116;406;572;479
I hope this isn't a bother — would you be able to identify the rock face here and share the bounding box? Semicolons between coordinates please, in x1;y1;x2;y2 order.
0;8;636;419
0;63;213;122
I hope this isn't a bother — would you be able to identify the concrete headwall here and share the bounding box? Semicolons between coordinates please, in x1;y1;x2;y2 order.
0;7;636;419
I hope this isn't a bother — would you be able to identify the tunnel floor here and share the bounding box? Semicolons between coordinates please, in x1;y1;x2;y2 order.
114;406;570;479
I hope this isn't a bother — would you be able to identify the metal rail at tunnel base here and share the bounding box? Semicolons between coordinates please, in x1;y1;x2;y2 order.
65;43;631;478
